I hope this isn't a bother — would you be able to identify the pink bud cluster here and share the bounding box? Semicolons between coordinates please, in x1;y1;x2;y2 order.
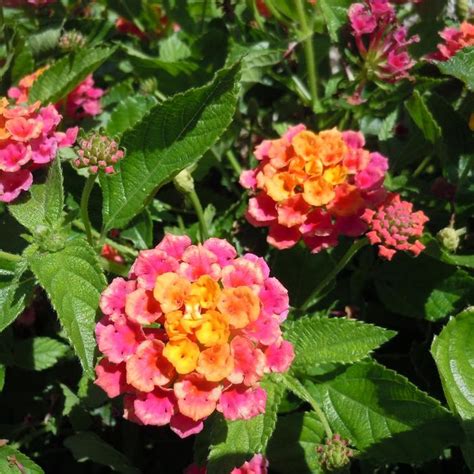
185;454;268;474
348;0;419;82
362;193;429;260
74;133;124;174
0;98;77;202
94;234;294;438
428;22;474;61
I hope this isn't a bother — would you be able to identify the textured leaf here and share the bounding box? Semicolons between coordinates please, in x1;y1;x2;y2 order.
29;46;116;105
284;316;395;374
306;361;463;463
121;210;153;250
159;35;191;62
9;157;64;234
0;258;34;333
0;446;44;474
64;432;139;474
13;337;68;371
105;95;157;137
405;90;442;143
319;0;352;41
267;412;325;474
207;376;284;474
100;63;240;230
28;239;106;377
432;308;474;470
437;46;474;91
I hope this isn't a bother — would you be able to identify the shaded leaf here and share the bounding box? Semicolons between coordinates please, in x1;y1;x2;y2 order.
405;90;442;144
0;446;44;474
437;46;474;91
319;0;352;41
12;337;68;371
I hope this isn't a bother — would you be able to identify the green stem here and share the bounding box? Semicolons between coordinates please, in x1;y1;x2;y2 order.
413;155;433;178
188;190;209;242
200;0;208;32
0;250;21;262
295;0;319;109
80;174;97;246
301;238;368;312
226;150;242;176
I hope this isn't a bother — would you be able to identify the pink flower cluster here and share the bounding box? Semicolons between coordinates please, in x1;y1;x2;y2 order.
74;133;124;174
0;98;77;202
3;0;55;6
240;124;389;253
429;22;474;61
362;193;429;260
185;454;268;474
348;0;419;82
8;70;104;120
95;234;294;438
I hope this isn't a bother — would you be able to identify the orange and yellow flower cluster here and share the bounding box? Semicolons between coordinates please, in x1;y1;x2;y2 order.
95;234;294;438
240;124;389;252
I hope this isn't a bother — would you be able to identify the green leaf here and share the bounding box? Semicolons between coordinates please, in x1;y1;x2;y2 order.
29;46;116;105
284;316;395;374
267;412;325;474
60;384;93;431
12;337;68;371
375;253;474;321
9;157;64;234
306;361;463;463
105;95;157;137
100;62;241;231
0;446;44;474
437;46;474;91
28;239;106;377
318;0;352;41
64;432;139;474
432;308;474;470
405;90;442;143
121;210;153;250
0;258;34;333
0;364;5;392
207;376;284;474
159;35;191;62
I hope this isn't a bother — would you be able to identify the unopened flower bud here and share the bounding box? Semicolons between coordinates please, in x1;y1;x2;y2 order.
74;132;124;174
139;77;158;95
59;30;86;52
174;168;195;194
456;0;469;20
437;227;466;252
316;433;354;472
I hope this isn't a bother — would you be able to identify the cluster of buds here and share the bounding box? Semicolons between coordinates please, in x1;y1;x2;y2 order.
58;30;87;52
362;193;429;260
0;98;77;202
428;21;474;61
316;434;354;472
348;0;419;83
185;454;268;474
74;132;124;174
95;234;294;438
240;124;389;253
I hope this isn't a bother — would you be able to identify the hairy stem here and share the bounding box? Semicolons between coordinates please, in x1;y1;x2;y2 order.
80;174;97;247
0;250;21;263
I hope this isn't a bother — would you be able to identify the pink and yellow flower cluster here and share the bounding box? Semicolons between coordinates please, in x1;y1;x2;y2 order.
429;21;474;62
0;98;77;202
95;234;294;438
240;124;389;253
185;454;268;474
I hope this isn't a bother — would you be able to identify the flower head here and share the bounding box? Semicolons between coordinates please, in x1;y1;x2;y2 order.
241;124;389;253
74;132;124;174
362;193;429;260
0;97;77;202
184;454;269;474
58;30;86;52
428;21;474;61
94;235;294;437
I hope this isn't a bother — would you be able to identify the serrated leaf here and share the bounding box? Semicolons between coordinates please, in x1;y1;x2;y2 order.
207;376;284;474
9;157;64;234
306;361;463;463
159;35;191;62
437;46;474;91
121;210;153;250
284;316;395;374
12;337;68;371
29;46;116;105
28;239;106;377
267;412;325;474
105;95;157;137
100;62;241;231
405;90;442;144
319;0;352;41
0;258;34;333
64;432;139;474
0;446;44;474
432;308;474;470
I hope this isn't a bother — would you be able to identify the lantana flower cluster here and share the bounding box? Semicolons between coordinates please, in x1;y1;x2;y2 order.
8;68;104;120
3;0;55;6
348;0;419;83
429;21;474;61
185;454;268;474
240;124;389;253
0;98;77;202
95;234;294;438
